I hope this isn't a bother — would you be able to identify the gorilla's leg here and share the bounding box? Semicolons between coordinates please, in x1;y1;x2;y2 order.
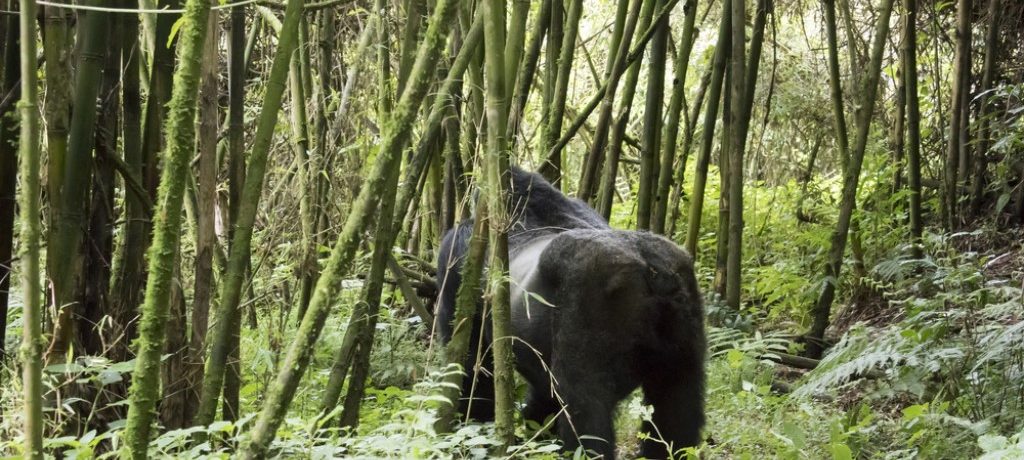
639;365;705;458
550;347;619;459
460;363;495;421
522;384;559;425
556;385;617;459
458;318;495;421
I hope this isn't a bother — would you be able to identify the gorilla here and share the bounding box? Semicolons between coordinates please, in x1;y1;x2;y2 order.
436;167;705;459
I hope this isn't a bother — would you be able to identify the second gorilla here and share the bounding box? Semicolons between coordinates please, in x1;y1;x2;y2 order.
436;167;706;459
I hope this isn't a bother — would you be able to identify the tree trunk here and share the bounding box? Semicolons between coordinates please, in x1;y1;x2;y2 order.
435;203;489;432
667;68;712;237
636;0;669;230
944;0;971;229
904;0;924;258
110;0;182;365
0;8;19;367
806;0;895;359
685;7;730;256
194;0;305;426
970;0;1001;217
293;17;319;329
726;0;769;310
577;0;641;201
823;0;851;170
796;136;823;223
537;0;582;187
337;0;400;430
186;1;220;424
652;0;699;234
45;0;111;364
508;0;551;140
42;2;73;300
16;0;44;452
891;65;906;194
480;0;516;449
121;0;212;451
713;67;731;298
109;0;144;362
159;262;189;429
596;0;657;218
238;0;461;455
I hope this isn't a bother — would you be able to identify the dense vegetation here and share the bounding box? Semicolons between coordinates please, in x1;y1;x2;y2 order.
0;0;1022;458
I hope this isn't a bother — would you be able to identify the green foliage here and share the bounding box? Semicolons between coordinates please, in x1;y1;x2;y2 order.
978;428;1024;460
789;231;1024;457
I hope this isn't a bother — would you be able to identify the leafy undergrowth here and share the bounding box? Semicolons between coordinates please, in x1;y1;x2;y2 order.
3;177;1023;458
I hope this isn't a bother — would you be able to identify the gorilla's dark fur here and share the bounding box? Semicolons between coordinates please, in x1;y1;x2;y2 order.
436;167;705;459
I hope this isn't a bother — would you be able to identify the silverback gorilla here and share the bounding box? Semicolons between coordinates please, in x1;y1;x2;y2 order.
436;167;705;459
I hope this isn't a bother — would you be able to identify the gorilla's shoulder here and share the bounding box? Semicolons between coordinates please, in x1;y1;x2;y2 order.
508;167;609;236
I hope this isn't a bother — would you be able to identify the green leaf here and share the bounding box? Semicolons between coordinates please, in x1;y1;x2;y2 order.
45;362;86;373
829;442;853;460
167;16;187;49
978;434;1008;452
901;403;928;421
782;421;806;449
995;193;1011;214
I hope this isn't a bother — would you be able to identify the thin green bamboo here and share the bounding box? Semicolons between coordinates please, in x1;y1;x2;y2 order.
684;7;730;256
237;0;461;454
193;0;306;426
17;0;44;453
651;0;699;234
538;0;583;187
904;0;923;258
480;0;515;448
806;0;895;359
637;0;669;229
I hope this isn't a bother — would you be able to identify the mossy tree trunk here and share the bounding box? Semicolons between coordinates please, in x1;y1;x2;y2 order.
293;17;318;321
435;203;490;432
121;0;212;452
480;0;517;449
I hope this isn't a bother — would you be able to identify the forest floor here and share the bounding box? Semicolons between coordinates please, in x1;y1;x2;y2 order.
2;225;1023;459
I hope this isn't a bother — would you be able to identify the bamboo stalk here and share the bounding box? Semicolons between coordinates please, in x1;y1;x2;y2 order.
121;0;212;451
238;0;461;454
17;0;44;452
193;0;306;426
